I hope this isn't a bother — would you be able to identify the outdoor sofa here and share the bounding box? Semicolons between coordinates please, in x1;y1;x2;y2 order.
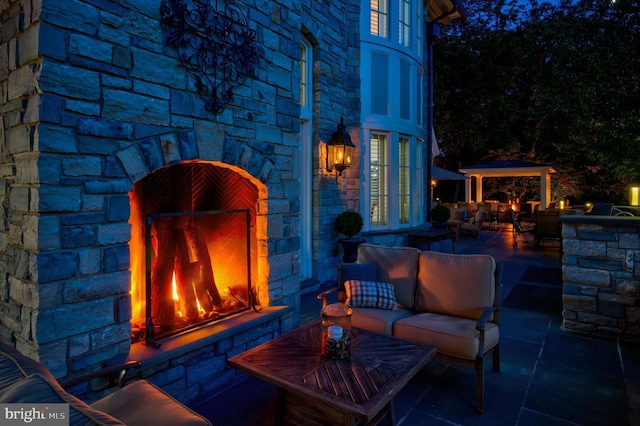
318;243;502;414
0;340;211;426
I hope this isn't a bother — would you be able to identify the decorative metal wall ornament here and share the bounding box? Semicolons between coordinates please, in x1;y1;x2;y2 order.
160;0;259;113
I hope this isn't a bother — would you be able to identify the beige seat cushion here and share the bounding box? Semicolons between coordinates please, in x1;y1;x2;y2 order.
91;380;211;426
351;307;415;336
357;244;420;309
450;208;468;221
0;373;124;425
394;313;499;360
460;223;480;238
416;251;496;320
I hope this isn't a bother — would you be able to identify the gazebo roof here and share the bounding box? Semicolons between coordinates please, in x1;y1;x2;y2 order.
459;160;556;177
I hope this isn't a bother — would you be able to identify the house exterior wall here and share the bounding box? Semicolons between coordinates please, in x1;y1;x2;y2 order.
0;0;361;400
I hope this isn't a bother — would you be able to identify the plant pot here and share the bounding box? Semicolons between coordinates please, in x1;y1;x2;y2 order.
338;238;365;263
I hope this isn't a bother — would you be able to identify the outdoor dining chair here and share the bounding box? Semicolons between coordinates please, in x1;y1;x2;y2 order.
510;209;535;248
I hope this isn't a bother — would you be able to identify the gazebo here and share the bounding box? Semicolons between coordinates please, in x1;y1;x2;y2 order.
458;160;556;210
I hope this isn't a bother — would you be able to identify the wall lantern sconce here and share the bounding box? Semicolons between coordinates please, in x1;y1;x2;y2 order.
326;118;355;176
630;185;640;206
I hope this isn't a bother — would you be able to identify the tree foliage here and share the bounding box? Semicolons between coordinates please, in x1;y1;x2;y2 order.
433;0;640;204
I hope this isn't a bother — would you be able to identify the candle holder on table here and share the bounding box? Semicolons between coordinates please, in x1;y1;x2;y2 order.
320;303;352;359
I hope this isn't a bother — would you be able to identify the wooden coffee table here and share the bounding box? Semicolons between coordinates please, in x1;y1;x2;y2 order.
228;320;436;425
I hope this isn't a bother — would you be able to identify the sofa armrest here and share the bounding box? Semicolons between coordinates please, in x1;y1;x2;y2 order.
317;287;338;308
61;361;142;390
475;306;497;331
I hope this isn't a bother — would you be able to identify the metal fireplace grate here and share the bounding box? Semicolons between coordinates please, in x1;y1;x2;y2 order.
131;163;259;345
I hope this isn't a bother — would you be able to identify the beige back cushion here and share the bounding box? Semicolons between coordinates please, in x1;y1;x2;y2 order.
357;244;420;309
416;251;496;319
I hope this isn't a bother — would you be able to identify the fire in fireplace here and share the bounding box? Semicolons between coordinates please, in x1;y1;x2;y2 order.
129;163;259;345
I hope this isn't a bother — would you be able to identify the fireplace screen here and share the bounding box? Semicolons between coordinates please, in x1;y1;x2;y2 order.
144;209;251;345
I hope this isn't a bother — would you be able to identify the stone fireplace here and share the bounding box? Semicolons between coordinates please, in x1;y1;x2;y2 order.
0;125;297;403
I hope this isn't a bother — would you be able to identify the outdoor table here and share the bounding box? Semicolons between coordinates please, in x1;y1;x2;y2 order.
408;228;455;252
228;320;436;425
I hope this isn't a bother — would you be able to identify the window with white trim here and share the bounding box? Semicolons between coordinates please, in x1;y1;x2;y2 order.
399;0;411;48
300;42;310;116
367;132;424;229
370;0;388;38
371;52;389;116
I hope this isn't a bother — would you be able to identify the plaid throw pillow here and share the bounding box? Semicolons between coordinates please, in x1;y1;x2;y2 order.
345;280;398;310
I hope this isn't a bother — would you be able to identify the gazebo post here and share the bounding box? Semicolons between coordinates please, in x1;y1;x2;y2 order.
541;171;551;211
464;176;472;203
475;176;483;203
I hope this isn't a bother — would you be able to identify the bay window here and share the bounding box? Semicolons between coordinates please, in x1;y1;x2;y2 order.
362;0;426;231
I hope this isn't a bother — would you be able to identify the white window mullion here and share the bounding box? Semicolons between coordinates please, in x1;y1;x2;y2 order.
399;135;411;226
389;133;399;227
414;138;425;224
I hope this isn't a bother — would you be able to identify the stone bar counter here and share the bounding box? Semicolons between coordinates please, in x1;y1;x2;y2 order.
559;215;640;343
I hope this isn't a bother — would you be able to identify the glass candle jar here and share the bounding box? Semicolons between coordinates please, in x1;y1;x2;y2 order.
320;303;352;359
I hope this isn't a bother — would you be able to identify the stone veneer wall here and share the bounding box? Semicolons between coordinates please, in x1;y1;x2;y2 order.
0;0;361;403
560;215;640;343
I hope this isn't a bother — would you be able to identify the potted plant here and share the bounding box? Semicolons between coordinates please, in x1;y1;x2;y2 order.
335;211;365;263
431;204;451;227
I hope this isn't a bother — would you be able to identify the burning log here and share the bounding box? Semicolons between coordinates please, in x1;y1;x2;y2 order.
151;216;224;329
183;220;223;310
174;237;200;321
151;217;178;328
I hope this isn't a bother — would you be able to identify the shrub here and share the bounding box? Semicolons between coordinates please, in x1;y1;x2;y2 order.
334;211;364;239
431;204;451;222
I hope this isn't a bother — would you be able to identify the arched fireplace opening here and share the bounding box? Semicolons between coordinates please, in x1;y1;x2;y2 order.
129;163;259;344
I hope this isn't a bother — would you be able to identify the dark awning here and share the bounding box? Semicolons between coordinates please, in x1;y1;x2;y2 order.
425;0;467;25
432;166;468;180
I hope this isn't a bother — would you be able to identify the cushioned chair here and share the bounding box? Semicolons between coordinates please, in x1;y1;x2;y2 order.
0;341;212;426
586;203;613;216
534;210;561;248
449;207;468;222
510;209;535;248
460;208;486;238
